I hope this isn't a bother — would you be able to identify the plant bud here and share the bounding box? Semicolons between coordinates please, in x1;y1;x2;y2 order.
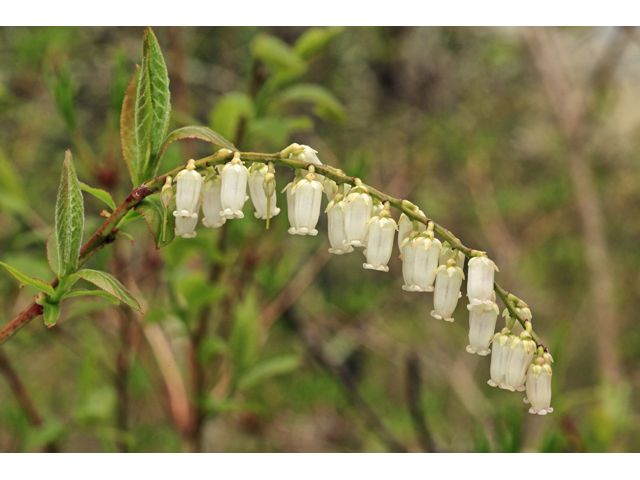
248;163;280;220
161;176;173;210
290;144;324;182
467;255;498;313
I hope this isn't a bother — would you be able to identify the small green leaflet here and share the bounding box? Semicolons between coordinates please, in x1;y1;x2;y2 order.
134;197;175;249
55;150;84;278
155;125;238;164
75;269;142;312
0;261;55;296
79;181;116;210
63;289;120;305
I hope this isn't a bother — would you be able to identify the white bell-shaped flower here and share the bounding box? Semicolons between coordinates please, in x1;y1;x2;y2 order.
220;154;249;219
504;331;537;392
524;354;553;415
283;175;300;235
488;328;515;388
290;172;323;236
174;159;202;219
431;258;465;321
201;172;226;229
402;233;441;292
344;185;373;248
175;204;200;238
467;255;499;313
398;212;426;249
466;297;499;356
248;163;280;220
363;210;397;272
326;194;353;254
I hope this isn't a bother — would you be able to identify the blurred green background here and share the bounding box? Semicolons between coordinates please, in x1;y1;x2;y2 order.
0;26;639;452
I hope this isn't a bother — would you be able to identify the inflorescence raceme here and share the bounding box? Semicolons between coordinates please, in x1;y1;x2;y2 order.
167;144;553;416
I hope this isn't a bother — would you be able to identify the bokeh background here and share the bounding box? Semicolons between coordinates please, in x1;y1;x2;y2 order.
0;26;639;452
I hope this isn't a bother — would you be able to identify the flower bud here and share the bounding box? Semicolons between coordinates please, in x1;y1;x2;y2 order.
397;212;426;249
326;194;353;254
431;259;465;321
467;255;498;313
290;144;324;182
248;163;280;220
524;356;553;415
174;160;202;219
161;176;173;210
219;155;249;219
488;328;515;388
344;187;373;248
466;296;499;356
504;331;537;392
175;204;200;238
363;213;397;272
290;173;323;235
201;173;226;229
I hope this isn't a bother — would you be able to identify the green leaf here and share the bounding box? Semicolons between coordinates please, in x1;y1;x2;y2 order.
116;209;143;229
55;150;84;278
273;84;346;122
229;290;260;377
209;93;254;146
135;57;153;183
120;65;142;186
155;125;238;164
62;289;120;305
294;27;344;61
134;197;175;249
79;181;116;210
142;27;171;173
238;354;302;390
251;34;306;75
43;301;61;327
0;261;55;296
75;269;141;312
46;233;59;277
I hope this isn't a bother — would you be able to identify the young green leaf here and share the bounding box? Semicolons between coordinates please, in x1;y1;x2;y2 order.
238;354;302;390
120;65;142;186
55;150;84;278
273;84;346;122
134;197;175;249
43;302;61;327
251;34;306;75
294;27;344;61
0;261;55;296
46;232;60;277
142;27;171;165
209;93;254;145
155;125;238;165
79;181;116;210
75;269;141;312
135;58;153;183
62;289;120;305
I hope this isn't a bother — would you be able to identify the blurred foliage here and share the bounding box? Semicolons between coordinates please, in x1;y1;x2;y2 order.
1;26;640;452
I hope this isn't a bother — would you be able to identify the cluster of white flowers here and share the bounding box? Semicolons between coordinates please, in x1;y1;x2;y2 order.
164;146;552;415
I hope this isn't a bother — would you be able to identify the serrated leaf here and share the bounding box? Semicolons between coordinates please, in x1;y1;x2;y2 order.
120;65;142;186
46;232;59;277
63;289;120;305
273;84;346;122
251;34;306;75
134;196;175;249
55;150;84;278
135;58;153;183
79;181;116;210
294;27;344;60
0;261;55;296
238;354;302;390
76;269;141;312
209;93;254;145
142;27;171;178
155;125;238;164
